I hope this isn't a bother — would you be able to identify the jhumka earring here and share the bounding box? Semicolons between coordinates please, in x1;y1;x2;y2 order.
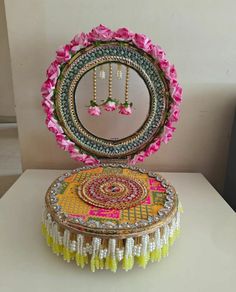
118;66;133;115
87;68;101;116
103;63;118;112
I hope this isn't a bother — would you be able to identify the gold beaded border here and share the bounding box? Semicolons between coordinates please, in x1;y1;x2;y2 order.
55;42;171;159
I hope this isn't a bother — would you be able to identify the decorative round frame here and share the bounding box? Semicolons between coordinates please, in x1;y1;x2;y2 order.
41;25;183;165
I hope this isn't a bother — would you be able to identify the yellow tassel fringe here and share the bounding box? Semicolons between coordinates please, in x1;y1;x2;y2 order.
42;223;180;272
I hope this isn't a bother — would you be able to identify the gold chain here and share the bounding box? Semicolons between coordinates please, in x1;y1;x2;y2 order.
93;67;97;102
125;66;129;103
108;63;112;99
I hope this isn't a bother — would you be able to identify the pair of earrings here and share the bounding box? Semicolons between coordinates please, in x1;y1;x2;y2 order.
99;63;122;80
87;63;133;116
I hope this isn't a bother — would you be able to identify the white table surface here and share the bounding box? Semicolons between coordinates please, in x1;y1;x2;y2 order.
0;170;235;292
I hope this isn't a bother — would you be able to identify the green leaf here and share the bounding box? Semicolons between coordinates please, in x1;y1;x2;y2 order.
90;100;97;106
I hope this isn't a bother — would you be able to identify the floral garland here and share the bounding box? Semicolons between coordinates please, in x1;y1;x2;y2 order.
41;25;182;165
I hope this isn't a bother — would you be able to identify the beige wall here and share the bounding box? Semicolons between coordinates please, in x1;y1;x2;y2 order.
0;0;15;117
4;0;236;192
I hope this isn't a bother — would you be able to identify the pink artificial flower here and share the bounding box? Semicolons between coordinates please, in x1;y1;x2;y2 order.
88;106;101;116
162;124;176;144
56;44;71;63
70;32;91;53
128;155;138;165
118;104;132;115
41;79;55;98
169;105;180;122
159;59;170;71
42;99;54;117
69;149;99;165
146;139;161;156
169;65;177;79
170;78;178;90
165;65;177;81
150;45;166;61
129;138;161;164
71;32;90;46
87;24;114;41
165;120;176;129
57;138;75;152
104;100;117;112
84;156;100;165
130;152;145;164
114;27;134;41
172;84;183;104
46;60;60;85
55;132;65;142
46;117;63;135
137;152;145;162
70;149;87;161
132;33;152;53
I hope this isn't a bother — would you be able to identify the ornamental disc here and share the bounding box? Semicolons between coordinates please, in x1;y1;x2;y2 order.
77;174;148;209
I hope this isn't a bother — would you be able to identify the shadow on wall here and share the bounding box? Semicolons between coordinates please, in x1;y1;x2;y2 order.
224;110;236;211
0;126;22;198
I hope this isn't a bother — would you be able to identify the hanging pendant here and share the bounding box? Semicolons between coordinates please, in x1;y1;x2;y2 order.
104;63;118;112
119;66;133;115
88;67;101;116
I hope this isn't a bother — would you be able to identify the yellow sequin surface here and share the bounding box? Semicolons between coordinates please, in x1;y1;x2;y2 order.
56;167;166;225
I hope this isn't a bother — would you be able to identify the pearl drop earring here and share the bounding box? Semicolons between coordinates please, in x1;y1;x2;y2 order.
118;66;133;115
103;63;118;112
87;67;101;116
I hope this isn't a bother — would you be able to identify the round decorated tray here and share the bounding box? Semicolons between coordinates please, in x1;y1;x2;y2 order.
42;164;181;272
41;25;183;272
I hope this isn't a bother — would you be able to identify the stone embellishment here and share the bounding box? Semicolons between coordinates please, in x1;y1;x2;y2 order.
56;43;167;159
42;164;182;272
77;174;148;210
